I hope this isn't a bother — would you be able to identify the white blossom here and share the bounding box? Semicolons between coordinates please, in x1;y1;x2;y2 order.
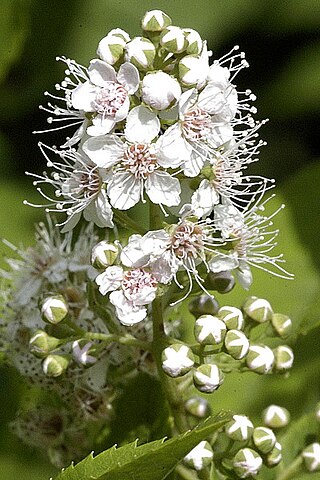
142;71;181;111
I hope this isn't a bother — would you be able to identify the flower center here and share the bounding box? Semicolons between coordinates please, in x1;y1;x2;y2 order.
63;167;101;200
94;82;127;116
122;144;158;179
122;268;157;301
171;223;204;259
182;107;212;141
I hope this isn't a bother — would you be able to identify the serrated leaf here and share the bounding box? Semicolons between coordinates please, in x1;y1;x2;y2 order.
53;412;231;480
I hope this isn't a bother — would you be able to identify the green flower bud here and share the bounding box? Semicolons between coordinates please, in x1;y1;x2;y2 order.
271;313;293;337
185;396;211;418
193;364;224;393
233;448;263;478
224;330;249;360
252;427;276;454
41;295;68;324
218;306;244;330
179;54;208;89
265;441;282;467
160;26;188;54
29;330;61;358
141;10;172;32
91;241;118;269
184;441;213;471
42;354;69;377
243;296;273;323
161;343;194;378
188;294;219;318
97;30;129;65
225;414;254;441
246;344;274;374
262;405;290;428
204;271;235;294
302;443;320;472
183;28;203;55
273;345;294;371
194;314;226;345
72;340;98;366
125;37;155;70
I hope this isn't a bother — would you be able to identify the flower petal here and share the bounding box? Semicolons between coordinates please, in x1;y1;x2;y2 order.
88;59;116;86
107;172;140;210
191;179;219;218
87;114;116;136
109;290;147;325
145;171;181;206
96;266;123;295
156;124;188;168
117;62;140;94
71;82;97;111
82;134;124;168
124;106;160;143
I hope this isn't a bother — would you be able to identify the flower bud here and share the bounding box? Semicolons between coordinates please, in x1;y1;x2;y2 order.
91;241;119;269
194;315;226;345
262;405;290;429
141;71;181;111
42;354;69;377
41;295;68;324
179;54;208;89
246;344;274;374
273;345;294;372
188;294;219;318
204;271;235;294
193;364;224;393
161;343;194;378
252;427;276;454
160;26;188;54
185;396;211;418
271;313;293;337
125;37;155;70
224;330;249;360
265;441;282;467
29;330;61;358
184;441;213;471
141;10;172;32
97;31;128;65
183;28;203;55
302;443;320;472
243;296;273;323
218;306;244;330
233;448;263;478
225;415;254;442
72;340;98;366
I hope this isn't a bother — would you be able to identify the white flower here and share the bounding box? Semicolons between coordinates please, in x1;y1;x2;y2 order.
25;144;114;232
83;107;181;210
142;71;181;111
95;266;157;326
157;89;233;177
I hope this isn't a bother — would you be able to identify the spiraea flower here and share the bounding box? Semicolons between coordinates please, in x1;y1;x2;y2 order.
141;71;181;111
25;143;113;232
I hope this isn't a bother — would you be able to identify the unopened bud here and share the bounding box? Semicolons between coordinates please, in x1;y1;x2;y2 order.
72;340;98;366
225;415;254;441
302;443;320;472
183;28;203;55
271;313;293;337
233;448;263;478
243;296;273;323
218;306;244;330
42;354;69;377
141;71;181;111
141;10;172;32
224;330;249;360
91;241;118;269
188;294;219;318
273;345;294;372
97;30;129;65
253;427;276;454
194;315;226;345
41;295;68;324
29;330;61;358
162;343;194;378
246;344;274;374
125;37;155;70
160;26;188;54
193;363;224;393
262;405;290;428
265;441;282;467
179;54;208;89
184;441;213;471
204;271;235;294
185;397;211;418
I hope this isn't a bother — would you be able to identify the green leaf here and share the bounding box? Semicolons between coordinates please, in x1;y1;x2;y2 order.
53;412;231;480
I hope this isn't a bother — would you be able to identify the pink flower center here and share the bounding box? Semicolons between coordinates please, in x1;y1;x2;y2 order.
122;144;158;179
182;107;212;141
122;268;157;301
94;82;127;116
171;223;204;259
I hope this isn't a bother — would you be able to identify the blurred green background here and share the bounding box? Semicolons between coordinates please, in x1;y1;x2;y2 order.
0;1;319;478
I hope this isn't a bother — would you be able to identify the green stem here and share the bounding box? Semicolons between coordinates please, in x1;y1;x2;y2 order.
114;210;147;235
84;332;152;351
175;464;198;480
87;282;123;334
276;456;303;480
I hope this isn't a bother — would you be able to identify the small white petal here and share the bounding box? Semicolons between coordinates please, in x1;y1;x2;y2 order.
71;82;97;112
88;59;116;86
82;135;124;168
125;106;160;143
117;62;140;94
145;171;181;206
107;172;140;210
